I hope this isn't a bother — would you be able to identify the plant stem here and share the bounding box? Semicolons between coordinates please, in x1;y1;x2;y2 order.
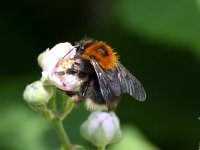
97;145;106;150
40;105;55;120
60;99;74;121
49;91;57;114
50;91;73;150
53;118;72;150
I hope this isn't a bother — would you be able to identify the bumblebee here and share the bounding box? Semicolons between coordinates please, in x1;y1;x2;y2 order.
65;38;146;110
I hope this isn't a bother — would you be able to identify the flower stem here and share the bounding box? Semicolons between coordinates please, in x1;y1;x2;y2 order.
49;91;74;150
40;105;55;120
60;99;74;121
97;145;106;150
49;90;57;114
53;118;72;150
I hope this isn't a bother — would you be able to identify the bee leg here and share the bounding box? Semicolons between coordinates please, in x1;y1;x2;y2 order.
65;91;77;97
65;91;80;103
65;80;91;103
78;80;91;99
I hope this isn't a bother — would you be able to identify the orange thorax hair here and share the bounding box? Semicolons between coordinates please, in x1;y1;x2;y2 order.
81;41;117;70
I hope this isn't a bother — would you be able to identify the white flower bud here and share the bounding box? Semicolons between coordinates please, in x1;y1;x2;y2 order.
23;81;53;106
80;111;121;147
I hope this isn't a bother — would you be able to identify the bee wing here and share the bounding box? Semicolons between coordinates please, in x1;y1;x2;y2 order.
90;58;121;107
90;58;146;105
116;61;146;101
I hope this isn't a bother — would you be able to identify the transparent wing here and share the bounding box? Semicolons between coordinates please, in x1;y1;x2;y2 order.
90;58;120;108
116;61;146;101
90;58;146;104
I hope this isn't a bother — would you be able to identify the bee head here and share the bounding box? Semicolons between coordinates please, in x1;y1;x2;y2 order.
75;38;96;58
74;44;84;58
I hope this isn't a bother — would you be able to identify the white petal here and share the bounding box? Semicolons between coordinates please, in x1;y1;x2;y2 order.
39;42;82;91
41;42;75;74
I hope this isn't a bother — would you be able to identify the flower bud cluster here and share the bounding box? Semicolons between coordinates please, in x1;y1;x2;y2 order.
23;41;122;149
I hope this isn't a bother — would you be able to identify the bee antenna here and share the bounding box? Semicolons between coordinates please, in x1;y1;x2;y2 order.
62;47;76;59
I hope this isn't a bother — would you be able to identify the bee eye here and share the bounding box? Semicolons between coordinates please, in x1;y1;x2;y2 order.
75;46;84;57
80;45;86;53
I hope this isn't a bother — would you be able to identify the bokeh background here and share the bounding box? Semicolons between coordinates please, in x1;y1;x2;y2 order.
0;0;200;150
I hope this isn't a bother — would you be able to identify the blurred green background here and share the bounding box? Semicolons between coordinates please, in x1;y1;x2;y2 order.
0;0;200;150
